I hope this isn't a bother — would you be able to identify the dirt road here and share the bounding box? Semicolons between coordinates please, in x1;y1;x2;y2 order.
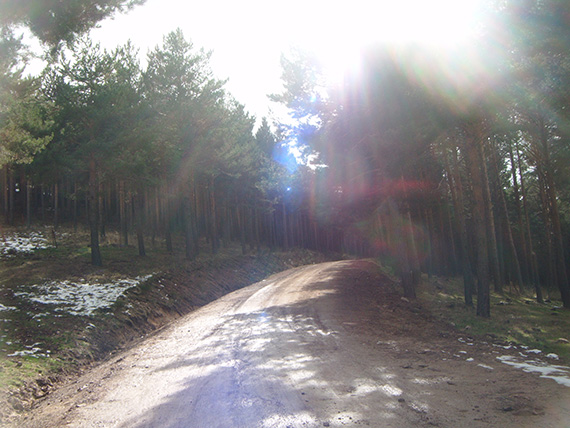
18;260;570;427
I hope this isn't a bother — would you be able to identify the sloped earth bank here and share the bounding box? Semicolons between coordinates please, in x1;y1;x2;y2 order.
15;260;570;428
0;248;331;425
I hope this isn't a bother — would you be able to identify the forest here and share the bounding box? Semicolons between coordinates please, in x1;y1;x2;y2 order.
0;0;569;319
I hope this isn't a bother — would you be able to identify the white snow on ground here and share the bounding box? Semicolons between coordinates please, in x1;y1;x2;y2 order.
497;355;570;387
0;231;53;258
7;343;51;358
0;303;16;312
458;338;570;387
14;275;153;316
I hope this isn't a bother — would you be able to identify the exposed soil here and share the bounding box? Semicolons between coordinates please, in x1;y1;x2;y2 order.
0;241;332;426
11;260;570;427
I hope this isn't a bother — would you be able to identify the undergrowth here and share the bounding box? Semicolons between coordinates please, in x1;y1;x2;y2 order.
417;275;570;363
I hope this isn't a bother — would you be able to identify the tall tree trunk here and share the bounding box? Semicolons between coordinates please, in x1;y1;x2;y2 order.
481;145;503;293
53;182;59;230
183;194;197;260
508;142;531;284
516;143;543;302
134;190;146;257
99;182;106;239
209;178;219;254
8;168;14;225
237;203;246;255
536;116;570;307
388;199;416;298
492;146;524;292
463;127;490;317
538;170;557;290
73;181;78;232
26;177;32;228
445;147;474;306
119;180;128;247
544;165;570;307
282;203;289;250
88;157;102;266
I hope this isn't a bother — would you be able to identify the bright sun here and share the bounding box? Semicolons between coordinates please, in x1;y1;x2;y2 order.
82;0;491;119
291;0;489;84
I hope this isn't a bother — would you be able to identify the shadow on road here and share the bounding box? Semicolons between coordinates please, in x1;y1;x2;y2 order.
119;261;420;428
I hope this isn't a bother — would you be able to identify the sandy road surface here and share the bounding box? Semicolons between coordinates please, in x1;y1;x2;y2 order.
18;260;570;427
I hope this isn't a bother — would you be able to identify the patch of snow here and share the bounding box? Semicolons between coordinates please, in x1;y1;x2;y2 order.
497;355;570;387
493;343;515;350
7;342;51;358
477;363;494;370
15;274;153;316
0;231;53;258
547;353;559;360
526;349;542;354
466;357;474;362
0;303;16;312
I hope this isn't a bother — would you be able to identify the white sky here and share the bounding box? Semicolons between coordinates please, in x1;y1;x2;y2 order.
86;0;487;122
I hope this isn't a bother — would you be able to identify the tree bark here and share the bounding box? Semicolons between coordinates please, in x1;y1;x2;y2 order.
463;126;490;317
481;145;503;293
508;142;531;284
491;145;524;292
516;143;543;302
134;190;146;257
26;177;32;228
445;148;474;306
88;157;102;266
119;181;128;247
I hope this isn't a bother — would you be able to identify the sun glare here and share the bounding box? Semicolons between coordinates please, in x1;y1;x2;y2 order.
294;0;488;85
84;0;490;118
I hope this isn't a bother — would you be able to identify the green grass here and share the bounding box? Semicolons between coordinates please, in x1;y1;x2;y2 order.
0;355;67;389
418;275;570;362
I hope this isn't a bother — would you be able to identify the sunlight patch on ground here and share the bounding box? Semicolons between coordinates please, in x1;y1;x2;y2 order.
289;369;315;383
409;401;429;414
14;275;153;316
243;337;272;352
379;383;403;397
412;376;452;385
261;411;318;428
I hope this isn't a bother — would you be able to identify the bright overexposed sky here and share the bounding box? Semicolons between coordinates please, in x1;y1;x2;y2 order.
86;0;488;121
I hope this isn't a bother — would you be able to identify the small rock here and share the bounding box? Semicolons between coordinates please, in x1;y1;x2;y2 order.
556;338;569;344
398;398;406;403
502;406;514;412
